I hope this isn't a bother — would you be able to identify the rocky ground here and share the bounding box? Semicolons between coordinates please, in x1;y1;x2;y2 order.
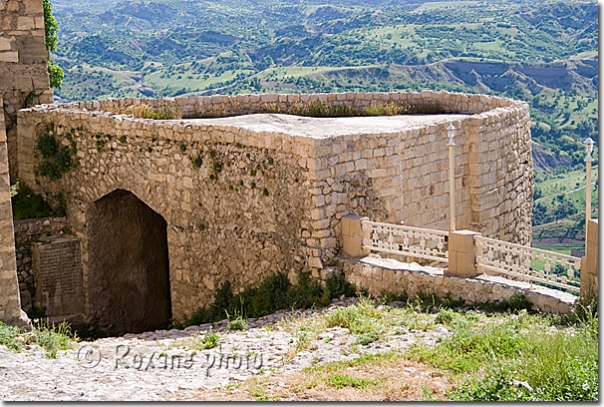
0;297;452;401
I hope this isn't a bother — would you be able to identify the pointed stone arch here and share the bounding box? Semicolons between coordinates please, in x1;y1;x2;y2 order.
87;189;171;334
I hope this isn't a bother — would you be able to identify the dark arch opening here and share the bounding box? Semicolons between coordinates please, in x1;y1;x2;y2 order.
87;189;171;334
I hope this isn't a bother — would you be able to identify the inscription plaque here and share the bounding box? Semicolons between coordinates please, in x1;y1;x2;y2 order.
32;235;84;317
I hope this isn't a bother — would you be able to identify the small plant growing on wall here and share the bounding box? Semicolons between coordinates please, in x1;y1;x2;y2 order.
208;150;223;180
191;155;202;168
36;134;74;181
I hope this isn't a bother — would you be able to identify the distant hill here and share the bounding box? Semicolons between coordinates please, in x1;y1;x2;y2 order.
50;0;597;171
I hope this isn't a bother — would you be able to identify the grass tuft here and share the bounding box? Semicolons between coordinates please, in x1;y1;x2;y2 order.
0;322;23;352
325;373;381;389
34;321;76;359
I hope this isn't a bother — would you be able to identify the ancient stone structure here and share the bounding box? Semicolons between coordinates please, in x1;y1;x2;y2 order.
8;90;534;332
0;0;540;331
0;98;30;329
0;0;53;182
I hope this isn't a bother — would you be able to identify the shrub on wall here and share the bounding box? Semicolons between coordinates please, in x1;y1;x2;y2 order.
35;133;75;181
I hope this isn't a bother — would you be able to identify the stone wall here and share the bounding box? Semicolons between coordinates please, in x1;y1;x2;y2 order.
15;90;533;328
0;0;52;181
17;108;314;326
341;256;576;315
13;217;67;313
0;99;30;328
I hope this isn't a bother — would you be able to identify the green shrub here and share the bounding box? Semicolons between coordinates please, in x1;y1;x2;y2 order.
36;133;75;180
11;182;53;220
508;292;532;311
34;321;74;359
325;271;356;299
0;322;23;352
326;297;383;335
36;134;59;158
193;330;220;350
182;271;356;327
434;308;457;325
356;331;381;346
227;315;248;331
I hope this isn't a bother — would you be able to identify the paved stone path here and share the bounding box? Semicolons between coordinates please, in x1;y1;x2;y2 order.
0;299;449;401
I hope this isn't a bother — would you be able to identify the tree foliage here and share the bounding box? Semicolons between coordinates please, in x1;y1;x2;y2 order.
43;0;63;88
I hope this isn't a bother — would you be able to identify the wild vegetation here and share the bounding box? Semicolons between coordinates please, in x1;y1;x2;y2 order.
197;292;598;401
0;267;597;401
176;270;357;327
0;320;75;359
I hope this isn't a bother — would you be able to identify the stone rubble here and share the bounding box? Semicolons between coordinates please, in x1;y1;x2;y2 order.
0;298;450;401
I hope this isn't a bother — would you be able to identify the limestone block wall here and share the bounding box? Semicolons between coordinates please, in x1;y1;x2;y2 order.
17;109;316;321
0;99;29;328
55;90;533;244
15;90;533;323
0;0;52;181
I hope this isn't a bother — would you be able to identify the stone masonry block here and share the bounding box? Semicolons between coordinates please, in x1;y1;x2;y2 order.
446;230;480;278
581;219;599;300
341;214;369;258
0;51;18;63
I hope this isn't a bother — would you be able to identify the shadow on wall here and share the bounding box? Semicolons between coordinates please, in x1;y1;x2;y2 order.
87;189;171;334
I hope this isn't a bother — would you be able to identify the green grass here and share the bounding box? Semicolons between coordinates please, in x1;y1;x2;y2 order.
0;322;23;352
306;351;401;374
325;297;384;337
324;373;382;389
190;330;220;350
403;308;597;401
0;321;76;358
34;321;76;359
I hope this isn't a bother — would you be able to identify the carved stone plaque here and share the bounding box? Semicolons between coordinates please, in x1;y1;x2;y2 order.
32;235;84;317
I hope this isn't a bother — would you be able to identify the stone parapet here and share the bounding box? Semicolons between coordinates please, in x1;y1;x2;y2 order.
341;256;576;315
58;90;519;118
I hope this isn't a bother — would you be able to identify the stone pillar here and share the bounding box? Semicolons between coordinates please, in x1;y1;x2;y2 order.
0;0;53;181
341;214;370;258
580;219;598;300
0;99;31;329
446;230;480;278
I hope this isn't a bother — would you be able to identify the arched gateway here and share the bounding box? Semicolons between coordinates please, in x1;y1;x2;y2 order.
87;190;171;334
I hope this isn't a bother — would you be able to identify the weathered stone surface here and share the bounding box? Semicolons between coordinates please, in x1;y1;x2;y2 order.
11;91;533;331
342;255;576;315
14;217;67;315
32;235;84;318
0;0;52;181
0;99;30;329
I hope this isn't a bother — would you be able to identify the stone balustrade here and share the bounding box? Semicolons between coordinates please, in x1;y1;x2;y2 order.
340;214;599;313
